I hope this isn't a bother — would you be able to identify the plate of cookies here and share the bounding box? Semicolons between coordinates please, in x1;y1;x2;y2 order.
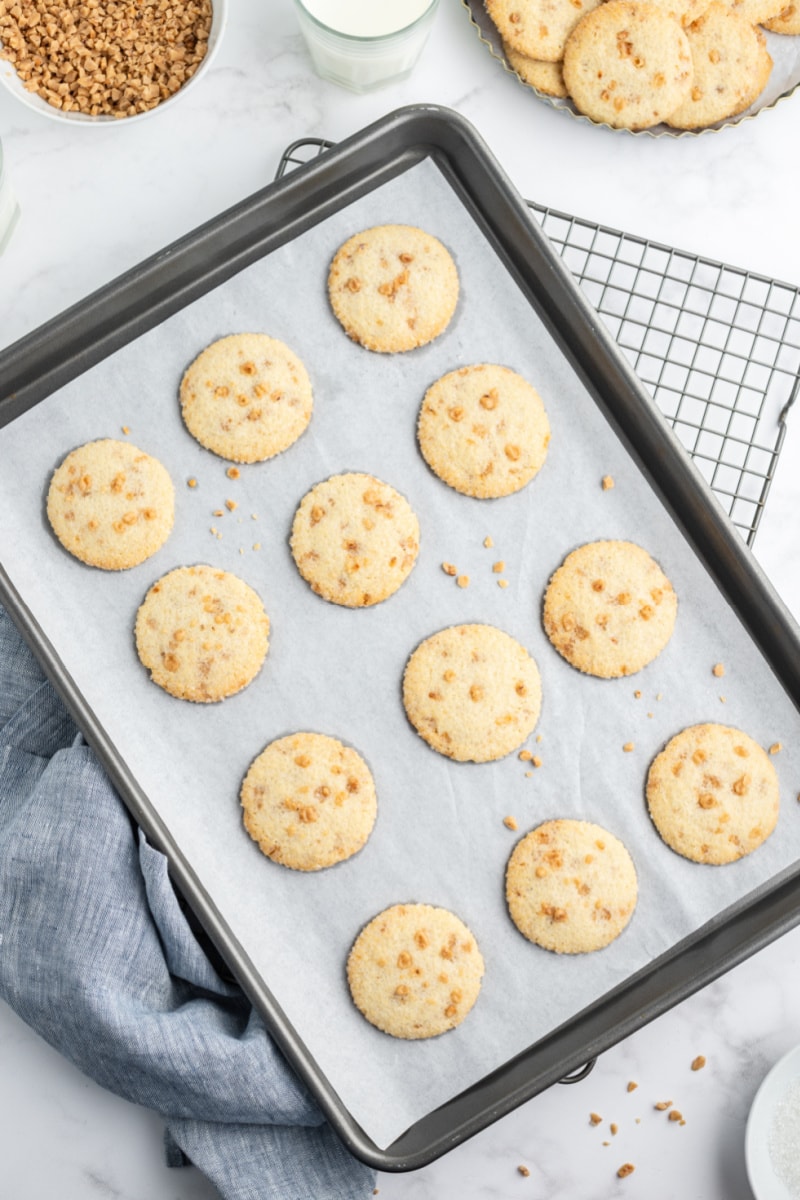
1;106;799;1167
465;0;800;134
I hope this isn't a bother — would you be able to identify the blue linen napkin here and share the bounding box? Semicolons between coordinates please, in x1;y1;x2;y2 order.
0;602;376;1200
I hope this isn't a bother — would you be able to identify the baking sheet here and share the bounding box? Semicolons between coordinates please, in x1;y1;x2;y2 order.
464;0;800;136
0;157;799;1151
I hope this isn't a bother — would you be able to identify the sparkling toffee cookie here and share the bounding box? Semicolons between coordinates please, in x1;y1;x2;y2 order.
46;438;174;570
240;732;377;871
646;723;780;865
290;472;420;608
487;0;605;63
562;0;694;130
179;333;313;464
346;903;484;1039
542;540;677;678
666;4;772;129
402;623;542;762
503;41;568;96
327;224;459;354
506;820;638;952
417;364;551;500
135;565;270;702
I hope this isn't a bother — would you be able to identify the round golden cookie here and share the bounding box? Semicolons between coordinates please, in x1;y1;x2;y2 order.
487;0;605;63
417;364;551;500
562;0;694;130
290;472;420;608
327;224;459;354
346;903;485;1039
542;540;677;678
764;2;800;33
135;564;270;702
506;820;638;953
503;42;568;97
729;0;788;22
179;333;313;464
666;4;772;129
646;723;780;865
402;623;542;762
240;732;377;872
46;438;174;570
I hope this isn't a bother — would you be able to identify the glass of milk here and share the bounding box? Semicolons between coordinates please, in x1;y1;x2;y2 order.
0;137;20;255
293;0;440;93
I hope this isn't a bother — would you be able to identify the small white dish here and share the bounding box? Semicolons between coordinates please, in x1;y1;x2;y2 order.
0;0;226;125
746;1043;800;1200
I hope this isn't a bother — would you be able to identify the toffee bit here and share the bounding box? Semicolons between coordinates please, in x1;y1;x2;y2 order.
253;542;262;551
517;1165;530;1177
213;509;225;517
226;499;238;511
187;478;198;488
532;755;542;768
712;662;725;677
525;770;533;778
623;742;635;753
634;690;642;699
519;750;533;762
618;1163;635;1179
602;475;615;490
655;1100;672;1111
590;1112;603;1126
442;561;458;577
610;1123;618;1136
121;425;131;435
503;815;518;831
627;1081;638;1092
769;742;783;755
668;1109;684;1123
691;1055;706;1071
498;578;510;588
493;560;505;573
483;535;494;548
456;574;470;589
226;466;241;479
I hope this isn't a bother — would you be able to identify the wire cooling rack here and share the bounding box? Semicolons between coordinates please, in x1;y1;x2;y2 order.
276;138;800;546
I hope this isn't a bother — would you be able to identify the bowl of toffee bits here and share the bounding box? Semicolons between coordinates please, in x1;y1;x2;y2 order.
0;0;226;123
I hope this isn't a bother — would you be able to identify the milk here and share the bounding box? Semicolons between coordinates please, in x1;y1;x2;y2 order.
293;0;439;93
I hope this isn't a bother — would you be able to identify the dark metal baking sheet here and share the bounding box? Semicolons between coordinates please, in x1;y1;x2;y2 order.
2;104;800;1171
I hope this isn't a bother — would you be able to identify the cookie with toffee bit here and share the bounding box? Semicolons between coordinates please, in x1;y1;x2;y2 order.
503;41;568;96
763;2;800;33
646;723;779;864
487;0;605;63
543;540;677;678
179;333;313;463
346;903;484;1039
417;364;551;499
240;732;377;871
47;438;174;571
402;623;542;762
506;820;638;952
290;472;420;607
666;4;772;129
134;565;270;702
327;224;459;353
562;0;694;130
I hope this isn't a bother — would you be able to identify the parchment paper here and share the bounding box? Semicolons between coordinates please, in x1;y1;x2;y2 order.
1;158;799;1150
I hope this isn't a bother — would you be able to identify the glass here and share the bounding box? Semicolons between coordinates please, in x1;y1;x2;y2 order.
0;138;20;255
293;0;440;94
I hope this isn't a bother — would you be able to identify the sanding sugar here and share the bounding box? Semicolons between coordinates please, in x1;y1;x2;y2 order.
769;1077;800;1197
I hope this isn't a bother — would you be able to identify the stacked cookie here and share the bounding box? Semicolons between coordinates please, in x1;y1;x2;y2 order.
486;0;786;130
43;217;785;1047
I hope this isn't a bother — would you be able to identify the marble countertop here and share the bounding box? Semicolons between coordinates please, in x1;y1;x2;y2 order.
2;1;800;1196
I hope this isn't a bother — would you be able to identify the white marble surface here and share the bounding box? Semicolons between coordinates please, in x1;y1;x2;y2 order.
2;1;800;1196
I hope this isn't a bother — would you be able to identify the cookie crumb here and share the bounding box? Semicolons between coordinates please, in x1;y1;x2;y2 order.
712;662;725;677
498;579;510;588
525;770;533;778
226;466;241;479
532;755;542;768
668;1109;684;1123
617;1164;635;1179
226;499;238;512
517;1165;530;1177
691;1055;706;1072
769;742;783;755
121;425;131;435
484;535;494;548
590;1112;603;1125
655;1100;672;1111
719;695;727;703
610;1123;618;1135
493;560;505;573
627;1081;638;1092
442;562;458;576
213;509;225;517
457;574;470;589
602;475;615;490
623;742;635;753
504;815;518;831
634;690;642;699
536;734;543;743
253;542;262;551
519;750;533;761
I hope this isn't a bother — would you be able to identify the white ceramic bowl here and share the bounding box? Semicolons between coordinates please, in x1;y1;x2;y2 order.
746;1042;800;1200
0;0;226;125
